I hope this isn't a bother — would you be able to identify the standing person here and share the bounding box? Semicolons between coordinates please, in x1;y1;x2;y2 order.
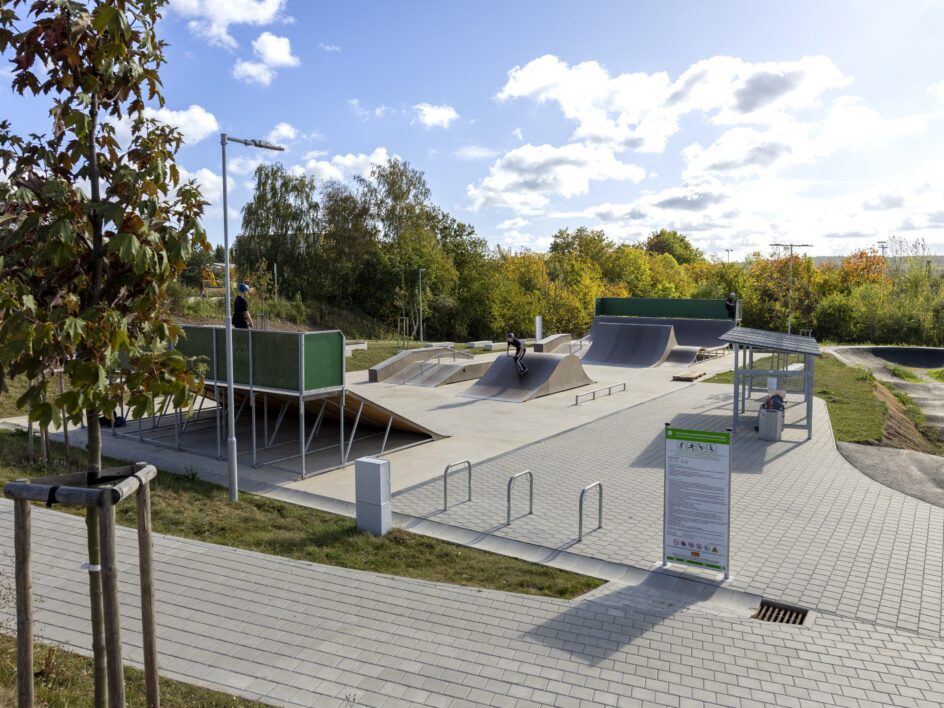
725;292;737;320
232;283;254;329
506;332;528;376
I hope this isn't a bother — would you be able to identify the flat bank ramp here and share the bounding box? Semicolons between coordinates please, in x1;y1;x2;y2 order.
368;346;471;383
584;322;677;367
459;353;592;403
399;360;490;387
594;316;735;348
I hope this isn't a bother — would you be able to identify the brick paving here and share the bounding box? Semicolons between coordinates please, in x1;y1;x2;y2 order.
394;384;944;639
4;503;944;707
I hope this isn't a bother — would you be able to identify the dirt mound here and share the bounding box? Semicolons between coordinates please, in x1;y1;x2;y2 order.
873;383;932;454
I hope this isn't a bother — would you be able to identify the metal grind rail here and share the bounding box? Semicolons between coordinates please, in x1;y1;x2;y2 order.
575;382;627;406
443;460;472;511
506;470;534;525
578;481;603;541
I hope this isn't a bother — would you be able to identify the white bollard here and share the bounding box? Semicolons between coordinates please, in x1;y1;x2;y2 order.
355;457;391;536
535;315;543;342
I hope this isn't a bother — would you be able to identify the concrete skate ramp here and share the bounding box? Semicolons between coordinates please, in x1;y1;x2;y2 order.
832;346;944;371
369;346;471;382
584;323;677;367
534;333;572;353
594;316;735;348
663;346;703;366
459;353;592;403
398;360;490;387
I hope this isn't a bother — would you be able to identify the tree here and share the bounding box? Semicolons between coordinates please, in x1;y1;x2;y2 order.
640;228;704;265
0;2;207;703
235;163;320;300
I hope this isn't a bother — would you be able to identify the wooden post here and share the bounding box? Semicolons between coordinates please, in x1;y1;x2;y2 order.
40;425;48;464
13;499;34;708
136;469;161;708
98;493;126;708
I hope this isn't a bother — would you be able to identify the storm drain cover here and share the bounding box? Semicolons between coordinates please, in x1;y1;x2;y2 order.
753;600;808;625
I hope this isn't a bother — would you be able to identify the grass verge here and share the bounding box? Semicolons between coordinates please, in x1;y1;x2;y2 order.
0;634;262;707
704;354;885;443
0;376;29;420
886;365;924;382
0;431;603;599
929;368;944;383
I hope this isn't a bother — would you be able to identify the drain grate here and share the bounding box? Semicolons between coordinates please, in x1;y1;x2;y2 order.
753;600;808;625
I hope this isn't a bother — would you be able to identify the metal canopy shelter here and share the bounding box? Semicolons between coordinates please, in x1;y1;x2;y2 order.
719;328;821;440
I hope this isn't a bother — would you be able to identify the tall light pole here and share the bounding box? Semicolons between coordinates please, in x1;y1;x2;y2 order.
724;248;733;263
418;268;427;344
769;242;812;334
877;240;887;259
221;133;284;502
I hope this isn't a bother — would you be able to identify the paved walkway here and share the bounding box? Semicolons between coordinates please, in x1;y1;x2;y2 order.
394;384;944;639
3;503;944;707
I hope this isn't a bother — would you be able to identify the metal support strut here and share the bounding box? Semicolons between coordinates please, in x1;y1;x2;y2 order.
443;460;472;512
506;470;534;525
578;481;603;541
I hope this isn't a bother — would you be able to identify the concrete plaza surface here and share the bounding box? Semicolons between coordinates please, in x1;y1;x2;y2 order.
395;384;944;640
4;504;944;708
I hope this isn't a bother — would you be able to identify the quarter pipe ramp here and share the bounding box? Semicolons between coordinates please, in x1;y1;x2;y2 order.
459;353;593;403
593;316;735;348
583;322;678;367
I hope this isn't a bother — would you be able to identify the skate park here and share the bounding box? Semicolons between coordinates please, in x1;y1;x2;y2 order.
12;294;944;704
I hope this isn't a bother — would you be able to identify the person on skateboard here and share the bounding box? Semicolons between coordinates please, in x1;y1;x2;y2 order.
506;332;528;376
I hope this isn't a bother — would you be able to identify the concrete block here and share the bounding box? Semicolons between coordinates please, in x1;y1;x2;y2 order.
356;500;392;536
467;340;490;348
355;457;390;505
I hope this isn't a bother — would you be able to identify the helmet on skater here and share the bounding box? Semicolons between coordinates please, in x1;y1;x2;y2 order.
506;332;515;340
238;283;250;294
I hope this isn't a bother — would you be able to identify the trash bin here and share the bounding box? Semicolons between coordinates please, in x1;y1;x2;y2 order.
758;408;783;441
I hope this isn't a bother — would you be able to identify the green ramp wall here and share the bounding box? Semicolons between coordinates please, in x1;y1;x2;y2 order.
177;325;344;394
594;297;740;320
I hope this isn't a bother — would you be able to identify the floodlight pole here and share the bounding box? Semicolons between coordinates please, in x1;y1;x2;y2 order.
220;133;284;502
770;242;812;334
724;248;733;263
418;268;427;344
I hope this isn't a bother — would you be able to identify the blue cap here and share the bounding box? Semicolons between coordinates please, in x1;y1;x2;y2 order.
238;283;250;293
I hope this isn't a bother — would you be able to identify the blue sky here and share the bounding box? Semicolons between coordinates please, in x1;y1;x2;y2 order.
3;0;944;257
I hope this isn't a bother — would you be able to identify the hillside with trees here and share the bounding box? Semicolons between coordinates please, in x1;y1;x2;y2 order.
177;159;944;346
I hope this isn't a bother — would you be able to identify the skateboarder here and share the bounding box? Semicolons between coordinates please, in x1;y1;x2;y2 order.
506;332;528;376
232;283;254;329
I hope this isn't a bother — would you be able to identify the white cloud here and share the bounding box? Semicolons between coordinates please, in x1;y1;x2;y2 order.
467;142;646;214
233;32;300;85
497;54;850;153
143;104;219;145
301;147;391;182
497;229;551;252
349;99;390;121
251;32;299;67
497;217;530;230
232;60;274;86
453;145;500;161
178;166;232;205
318;42;341;53
512;127;524;141
266;121;299;144
227;156;264;175
168;0;286;49
681;96;929;179
413;103;460;129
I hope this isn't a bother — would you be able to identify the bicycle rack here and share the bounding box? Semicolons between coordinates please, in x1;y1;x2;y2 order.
578;481;603;541
443;460;472;511
507;470;534;525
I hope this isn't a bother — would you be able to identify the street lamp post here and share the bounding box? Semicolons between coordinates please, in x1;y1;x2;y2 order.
769;242;812;335
418;268;427;344
220;133;284;502
724;248;733;263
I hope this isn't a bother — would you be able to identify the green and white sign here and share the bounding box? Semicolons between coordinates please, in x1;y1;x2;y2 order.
663;427;731;577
